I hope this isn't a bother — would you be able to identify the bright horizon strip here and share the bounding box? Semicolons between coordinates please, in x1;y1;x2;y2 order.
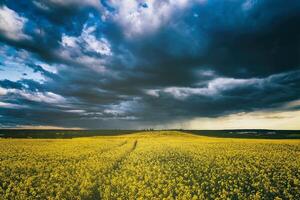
187;110;300;130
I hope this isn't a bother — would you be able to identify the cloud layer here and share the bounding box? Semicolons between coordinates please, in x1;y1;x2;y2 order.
0;0;300;128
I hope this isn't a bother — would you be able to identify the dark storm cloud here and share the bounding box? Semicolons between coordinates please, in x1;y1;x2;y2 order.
141;71;300;120
121;0;300;79
0;0;300;128
0;80;23;90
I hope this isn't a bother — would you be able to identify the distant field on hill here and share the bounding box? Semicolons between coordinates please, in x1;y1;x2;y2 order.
184;129;300;139
0;131;299;199
0;129;137;138
0;129;300;139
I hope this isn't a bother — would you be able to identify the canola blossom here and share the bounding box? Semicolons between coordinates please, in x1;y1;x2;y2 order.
0;131;299;199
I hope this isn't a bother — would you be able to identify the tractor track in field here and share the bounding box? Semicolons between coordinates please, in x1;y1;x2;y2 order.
111;139;138;171
101;140;128;155
79;140;128;162
93;140;138;199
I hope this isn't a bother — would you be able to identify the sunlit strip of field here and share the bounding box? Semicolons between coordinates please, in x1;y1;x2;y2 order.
0;131;299;199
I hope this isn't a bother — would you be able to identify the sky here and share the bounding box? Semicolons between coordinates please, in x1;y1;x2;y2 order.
0;0;299;129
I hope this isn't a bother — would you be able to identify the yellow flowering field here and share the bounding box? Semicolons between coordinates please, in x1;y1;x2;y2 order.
0;131;299;199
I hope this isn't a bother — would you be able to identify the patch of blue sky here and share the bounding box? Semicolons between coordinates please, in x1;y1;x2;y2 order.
0;60;45;82
0;44;45;82
100;0;116;13
139;2;148;8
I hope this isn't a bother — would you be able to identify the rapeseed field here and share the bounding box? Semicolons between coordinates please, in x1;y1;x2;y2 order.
0;131;299;199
